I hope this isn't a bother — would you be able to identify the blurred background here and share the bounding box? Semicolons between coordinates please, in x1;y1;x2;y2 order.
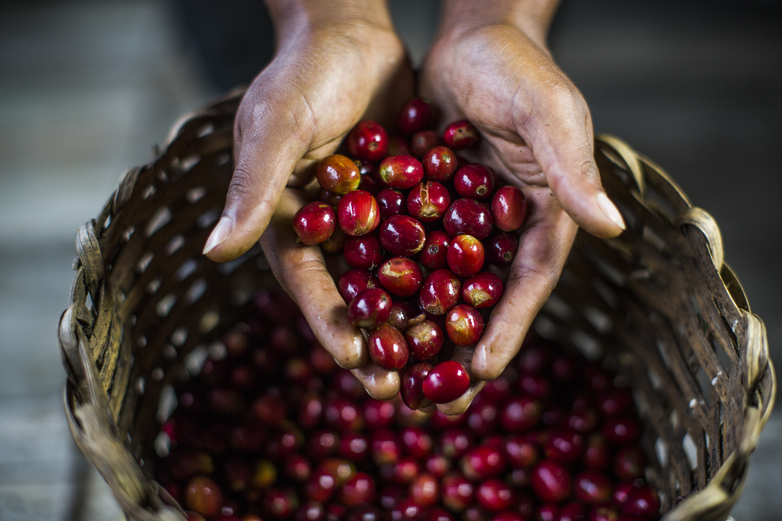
0;0;779;519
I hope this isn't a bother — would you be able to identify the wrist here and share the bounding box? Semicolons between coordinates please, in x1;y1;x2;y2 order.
438;0;559;48
266;0;395;46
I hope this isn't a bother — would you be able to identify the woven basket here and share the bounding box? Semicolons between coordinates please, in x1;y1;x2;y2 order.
59;90;775;521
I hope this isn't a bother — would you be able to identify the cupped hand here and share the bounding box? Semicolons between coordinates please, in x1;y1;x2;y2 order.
421;19;625;413
204;10;414;399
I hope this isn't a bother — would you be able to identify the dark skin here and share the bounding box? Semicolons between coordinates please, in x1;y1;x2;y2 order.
203;0;625;413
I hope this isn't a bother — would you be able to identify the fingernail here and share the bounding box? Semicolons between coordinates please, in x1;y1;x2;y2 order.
203;216;234;255
596;192;626;231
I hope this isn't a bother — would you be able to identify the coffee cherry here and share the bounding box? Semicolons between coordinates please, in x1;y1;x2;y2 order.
405;320;444;361
368;323;409;370
407;181;451;222
544;429;584;463
338;190;380;236
185;476;223;517
445;304;484;346
491;186;527;232
613;446;647;481
317;154;361;195
454;164;495;200
500;396;543;432
377;188;407;220
411;130;443;158
443;120;479;149
379;155;424;189
423;361;471;403
344;234;384;269
409;473;439;507
462;272;503;308
423;146;458;182
387;300;422;331
419;269;461;315
341;472;377;507
379;215;426;257
602;416;641;444
348;288;393;328
400;362;433;410
444;198;493;239
338;269;380;303
378;257;423;297
485;230;518;265
418;230;450;270
447;235;485;277
623;486;660;518
574;470;612;503
398;98;435;135
583;433;611;470
531;460;571;503
347;120;388;161
461;445;505;480
476;478;514;511
597;387;634;417
504;435;538;468
388;135;412;156
293;202;336;245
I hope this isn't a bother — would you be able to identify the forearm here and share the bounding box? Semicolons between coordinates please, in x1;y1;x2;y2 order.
265;0;395;46
438;0;560;46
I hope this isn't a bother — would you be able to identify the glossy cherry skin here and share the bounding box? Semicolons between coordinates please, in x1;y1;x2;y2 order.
500;395;543;432
340;471;377;507
443;198;494;239
544;429;585;463
445;304;485;346
379;155;424;189
504;435;539;468
461;445;505;480
401;362;433;410
347;120;388;161
419;269;461;315
407;181;451;222
423;146;458;182
476;478;514;511
338;269;380;302
378;257;424;297
447;234;485;277
583;433;611;470
409;472;439;507
531;460;571;503
398;98;435;135
379;215;427;257
485;230;518;265
623;486;660;518
491;186;527;231
293;202;336;245
344;233;384;269
410;130;443;158
613;446;647;480
348;288;393;328
463;272;503;308
367;324;409;370
317;154;361;195
337;190;380;236
418;230;450;270
405;320;444;361
377;188;407;220
574;470;612;504
454;164;495;200
422;361;470;403
387;299;422;331
443;120;480;149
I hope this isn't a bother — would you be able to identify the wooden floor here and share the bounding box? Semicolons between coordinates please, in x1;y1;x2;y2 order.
0;1;779;520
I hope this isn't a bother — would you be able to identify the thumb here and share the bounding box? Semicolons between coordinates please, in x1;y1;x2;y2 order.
203;91;313;262
519;88;625;239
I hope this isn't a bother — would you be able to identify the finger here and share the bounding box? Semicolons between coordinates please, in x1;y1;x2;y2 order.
515;79;625;239
436;345;487;416
351;363;401;401
203;87;314;262
471;194;578;380
260;189;368;370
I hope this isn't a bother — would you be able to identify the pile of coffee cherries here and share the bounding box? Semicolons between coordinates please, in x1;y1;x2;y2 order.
155;289;661;521
292;99;528;408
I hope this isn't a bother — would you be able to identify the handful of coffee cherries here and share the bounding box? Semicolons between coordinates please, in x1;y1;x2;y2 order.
291;99;528;409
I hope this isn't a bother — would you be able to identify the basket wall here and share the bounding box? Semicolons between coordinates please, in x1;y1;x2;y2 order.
59;91;775;521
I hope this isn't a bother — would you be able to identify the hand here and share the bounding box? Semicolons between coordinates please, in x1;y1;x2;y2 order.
203;0;414;399
420;2;625;413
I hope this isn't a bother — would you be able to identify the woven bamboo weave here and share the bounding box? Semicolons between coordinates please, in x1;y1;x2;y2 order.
59;90;775;521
